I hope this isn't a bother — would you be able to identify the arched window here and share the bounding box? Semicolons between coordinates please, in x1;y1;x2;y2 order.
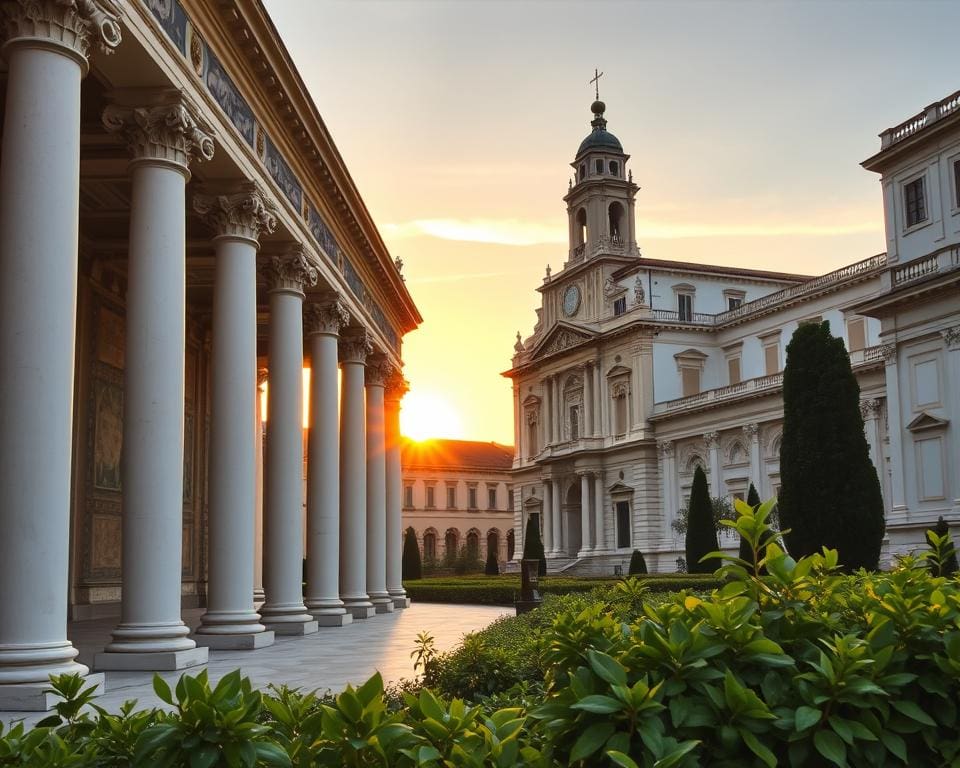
444;529;458;556
576;208;587;246
486;529;499;560
466;530;480;559
595;159;603;174
608;201;625;244
609;160;619;176
423;529;437;560
506;529;515;560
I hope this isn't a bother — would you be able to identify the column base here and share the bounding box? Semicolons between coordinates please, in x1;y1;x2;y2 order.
315;613;353;627
95;647;208;672
391;596;411;609
0;673;105;712
194;630;275;650
373;601;394;614
263;620;318;636
346;605;376;620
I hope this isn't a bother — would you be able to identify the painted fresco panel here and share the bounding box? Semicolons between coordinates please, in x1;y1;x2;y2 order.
144;0;188;54
262;135;302;211
91;515;121;570
93;380;123;492
96;306;125;369
203;48;255;146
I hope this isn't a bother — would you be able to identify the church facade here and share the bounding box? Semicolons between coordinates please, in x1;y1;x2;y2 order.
0;0;420;710
506;94;960;575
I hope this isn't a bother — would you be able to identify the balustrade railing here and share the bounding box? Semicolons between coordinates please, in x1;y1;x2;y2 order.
881;89;960;149
891;245;960;287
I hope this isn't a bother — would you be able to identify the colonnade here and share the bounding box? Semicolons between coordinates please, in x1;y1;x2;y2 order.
0;0;407;709
541;471;606;557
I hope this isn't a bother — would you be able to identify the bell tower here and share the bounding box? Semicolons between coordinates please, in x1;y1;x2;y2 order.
564;99;639;265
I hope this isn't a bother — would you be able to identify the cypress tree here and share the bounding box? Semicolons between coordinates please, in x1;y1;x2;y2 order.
401;526;422;581
779;321;885;570
685;465;718;573
628;549;648;575
738;482;762;565
523;515;547;576
484;546;500;576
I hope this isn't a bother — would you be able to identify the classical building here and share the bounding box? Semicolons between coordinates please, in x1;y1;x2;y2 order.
0;0;421;710
401;440;515;567
505;95;959;575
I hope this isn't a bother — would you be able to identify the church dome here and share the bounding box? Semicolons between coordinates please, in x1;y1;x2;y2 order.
577;100;623;156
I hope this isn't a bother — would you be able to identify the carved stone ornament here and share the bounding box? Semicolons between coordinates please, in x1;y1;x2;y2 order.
1;0;122;69
703;431;720;448
542;329;586;357
658;440;674;458
514;331;524;353
525;408;539;426
365;355;393;388
603;277;624;298
742;422;759;441
303;295;349;337
339;330;373;365
634;274;646;306
102;91;215;170
385;369;410;402
260;246;318;295
193;182;278;242
859;398;880;420
941;326;960;351
611;381;629;398
880;343;897;363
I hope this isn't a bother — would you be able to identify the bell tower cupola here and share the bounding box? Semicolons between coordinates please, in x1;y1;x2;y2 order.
564;97;639;265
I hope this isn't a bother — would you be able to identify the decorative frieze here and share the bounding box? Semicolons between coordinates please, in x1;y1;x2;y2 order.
193;182;277;242
102;91;215;170
260;245;318;295
303;295;349;337
1;0;121;68
339;330;373;366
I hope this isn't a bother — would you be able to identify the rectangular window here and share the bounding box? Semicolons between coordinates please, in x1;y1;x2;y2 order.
403;484;414;508
426;486;435;509
613;296;626;316
904;177;927;227
488;488;497;509
727;356;741;385
447;486;457;509
764;343;780;376
727;296;742;311
595;159;603;174
508;488;515;509
569;406;580;440
615;501;631;548
677;293;693;321
847;317;866;352
954;159;960;207
468;487;478;509
681;367;700;397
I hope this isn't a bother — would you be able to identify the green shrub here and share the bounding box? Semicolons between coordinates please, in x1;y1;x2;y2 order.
522;515;547;576
628;550;647;575
927;516;959;576
738;482;762;566
780;320;885;570
685;465;718;573
402;526;422;581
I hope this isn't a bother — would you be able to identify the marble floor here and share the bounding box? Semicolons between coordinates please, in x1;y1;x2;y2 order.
1;603;511;729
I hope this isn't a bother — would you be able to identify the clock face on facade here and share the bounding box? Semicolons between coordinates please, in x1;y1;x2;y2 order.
562;284;581;316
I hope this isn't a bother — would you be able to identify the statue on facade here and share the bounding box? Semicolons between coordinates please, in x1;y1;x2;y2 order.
634;274;646;305
514;331;524;352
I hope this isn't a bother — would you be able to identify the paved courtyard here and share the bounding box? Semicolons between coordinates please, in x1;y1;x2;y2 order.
2;603;511;729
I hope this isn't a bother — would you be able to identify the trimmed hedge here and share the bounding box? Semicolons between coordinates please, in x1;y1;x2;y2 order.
403;574;721;605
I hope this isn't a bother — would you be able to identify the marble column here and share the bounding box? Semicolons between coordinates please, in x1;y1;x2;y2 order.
543;376;553;445
365;355;393;614
594;471;606;552
340;330;376;619
97;92;214;671
881;344;908;520
859;401;882;480
259;247;318;636
542;480;554;554
552;477;564;555
704;431;721;496
578;471;592;556
192;183;276;649
254;369;267;604
304;296;352;626
659;440;676;540
743;423;762;500
385;372;410;608
0;0;120;706
941;327;960;516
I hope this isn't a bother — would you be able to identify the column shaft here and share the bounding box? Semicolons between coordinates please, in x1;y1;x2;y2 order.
254;375;266;603
578;473;592;555
385;377;408;607
594;472;606;552
365;366;392;613
883;353;908;518
584;366;594;436
542;481;553;554
552;477;563;555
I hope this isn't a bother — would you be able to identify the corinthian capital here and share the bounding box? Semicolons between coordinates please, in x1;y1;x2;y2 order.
303;294;350;337
1;0;121;70
385;369;409;403
260;245;318;295
193;182;278;243
340;330;372;366
658;440;674;458
703;431;720;449
941;326;960;351
742;423;759;441
365;354;393;388
102;90;215;171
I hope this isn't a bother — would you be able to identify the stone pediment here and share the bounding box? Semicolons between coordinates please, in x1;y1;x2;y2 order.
523;495;543;508
530;322;595;360
906;412;950;432
607;481;634;496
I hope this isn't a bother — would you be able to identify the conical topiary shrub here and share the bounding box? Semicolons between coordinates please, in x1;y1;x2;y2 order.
685;465;718;574
523;515;547;576
401;526;422;581
628;549;647;575
484;546;500;576
779;321;885;570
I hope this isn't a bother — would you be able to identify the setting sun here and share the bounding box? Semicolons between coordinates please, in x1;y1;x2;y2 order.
400;389;464;441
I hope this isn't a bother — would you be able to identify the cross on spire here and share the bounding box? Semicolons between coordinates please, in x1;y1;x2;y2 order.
590;68;604;100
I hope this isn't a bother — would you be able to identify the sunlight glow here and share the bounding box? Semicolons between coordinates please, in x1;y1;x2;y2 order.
400;389;464;441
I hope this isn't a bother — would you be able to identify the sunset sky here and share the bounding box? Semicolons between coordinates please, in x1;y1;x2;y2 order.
263;0;960;445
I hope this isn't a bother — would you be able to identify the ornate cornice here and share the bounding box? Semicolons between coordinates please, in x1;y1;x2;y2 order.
102;90;215;172
1;0;121;71
941;326;960;351
193;182;278;243
339;329;372;365
259;245;318;296
742;423;759;441
303;294;349;337
365;354;393;388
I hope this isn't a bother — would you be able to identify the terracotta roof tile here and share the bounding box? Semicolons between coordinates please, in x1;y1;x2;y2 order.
401;439;514;472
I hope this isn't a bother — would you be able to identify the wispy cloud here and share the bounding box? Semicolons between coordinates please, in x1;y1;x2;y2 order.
383;218;566;246
407;271;510;285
